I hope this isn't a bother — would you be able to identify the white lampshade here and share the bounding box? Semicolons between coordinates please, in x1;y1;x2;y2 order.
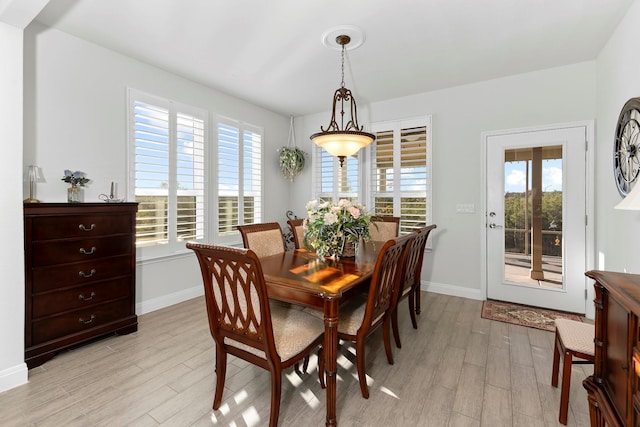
311;131;373;157
615;183;640;210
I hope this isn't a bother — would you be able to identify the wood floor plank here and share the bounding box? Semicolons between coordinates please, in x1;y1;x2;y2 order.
0;291;594;426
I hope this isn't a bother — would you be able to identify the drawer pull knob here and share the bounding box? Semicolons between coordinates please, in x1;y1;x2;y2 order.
78;269;96;278
79;224;96;232
78;315;96;324
79;246;96;255
78;292;96;301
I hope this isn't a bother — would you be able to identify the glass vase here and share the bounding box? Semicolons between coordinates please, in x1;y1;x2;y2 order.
341;239;357;258
67;185;82;203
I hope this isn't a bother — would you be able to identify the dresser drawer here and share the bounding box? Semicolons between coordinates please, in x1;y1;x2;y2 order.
32;255;131;293
32;278;131;318
31;213;133;240
32;235;132;267
31;300;131;344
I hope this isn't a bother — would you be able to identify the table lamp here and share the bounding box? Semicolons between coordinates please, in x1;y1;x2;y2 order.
615;182;640;210
24;165;43;204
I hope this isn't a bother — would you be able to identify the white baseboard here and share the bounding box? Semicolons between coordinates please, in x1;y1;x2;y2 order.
136;285;204;315
421;280;483;301
0;362;28;393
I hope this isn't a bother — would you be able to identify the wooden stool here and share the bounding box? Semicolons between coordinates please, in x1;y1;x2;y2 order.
551;318;595;425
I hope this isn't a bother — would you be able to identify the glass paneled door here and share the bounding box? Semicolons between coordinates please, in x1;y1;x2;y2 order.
485;126;588;313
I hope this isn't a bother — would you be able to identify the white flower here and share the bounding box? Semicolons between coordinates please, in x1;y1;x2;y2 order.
323;212;338;225
349;207;361;219
306;199;318;210
338;199;351;208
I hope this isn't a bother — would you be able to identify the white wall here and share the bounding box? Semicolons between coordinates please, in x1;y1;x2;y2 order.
595;0;640;273
23;22;292;310
295;62;597;299
0;20;28;393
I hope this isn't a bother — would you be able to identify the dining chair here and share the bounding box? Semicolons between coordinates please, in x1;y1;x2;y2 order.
551;318;595;425
368;216;400;241
413;224;437;317
186;243;326;427
336;235;412;398
236;222;286;258
287;218;305;249
391;224;437;348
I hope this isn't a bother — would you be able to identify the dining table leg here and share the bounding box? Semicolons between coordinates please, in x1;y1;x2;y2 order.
323;297;339;427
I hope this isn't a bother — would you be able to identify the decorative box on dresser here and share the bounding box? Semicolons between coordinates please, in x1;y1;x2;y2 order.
583;270;640;427
23;203;138;368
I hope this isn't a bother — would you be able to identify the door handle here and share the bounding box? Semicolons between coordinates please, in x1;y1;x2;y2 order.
488;223;503;229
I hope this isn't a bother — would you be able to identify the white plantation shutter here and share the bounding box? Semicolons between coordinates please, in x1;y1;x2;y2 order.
313;146;360;203
176;112;205;242
370;116;432;234
132;100;170;246
129;89;206;255
216;118;263;236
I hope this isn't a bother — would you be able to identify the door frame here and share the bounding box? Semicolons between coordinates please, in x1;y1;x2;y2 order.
480;121;596;319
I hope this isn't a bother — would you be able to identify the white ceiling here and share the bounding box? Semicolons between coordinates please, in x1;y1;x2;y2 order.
34;0;634;116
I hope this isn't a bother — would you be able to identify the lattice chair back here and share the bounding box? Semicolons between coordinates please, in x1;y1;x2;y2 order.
363;236;412;331
188;243;278;363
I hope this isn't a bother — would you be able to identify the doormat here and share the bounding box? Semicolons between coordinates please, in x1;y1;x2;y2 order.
481;300;582;332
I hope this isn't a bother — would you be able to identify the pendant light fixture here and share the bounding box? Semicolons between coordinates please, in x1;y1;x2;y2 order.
310;33;375;167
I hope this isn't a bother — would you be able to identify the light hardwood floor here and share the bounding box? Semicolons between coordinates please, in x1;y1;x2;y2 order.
1;292;592;426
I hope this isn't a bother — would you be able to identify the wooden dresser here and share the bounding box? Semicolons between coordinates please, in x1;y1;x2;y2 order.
583;270;640;427
24;203;138;368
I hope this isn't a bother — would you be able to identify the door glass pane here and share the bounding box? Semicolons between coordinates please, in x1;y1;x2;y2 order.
503;146;563;288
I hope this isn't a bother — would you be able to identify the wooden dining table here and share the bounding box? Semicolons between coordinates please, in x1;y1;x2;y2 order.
259;242;382;426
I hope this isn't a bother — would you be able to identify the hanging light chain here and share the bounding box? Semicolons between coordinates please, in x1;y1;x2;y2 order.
340;43;346;89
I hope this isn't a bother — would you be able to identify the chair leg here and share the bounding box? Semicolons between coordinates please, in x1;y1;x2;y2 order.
318;347;326;389
383;318;395;365
356;338;370;399
415;287;422;315
213;347;227;409
558;350;573;425
392;307;402;349
408;290;418;329
294;355;310;375
551;331;561;388
268;366;282;427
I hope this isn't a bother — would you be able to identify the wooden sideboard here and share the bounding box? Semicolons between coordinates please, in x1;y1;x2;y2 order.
584;270;640;427
24;203;138;368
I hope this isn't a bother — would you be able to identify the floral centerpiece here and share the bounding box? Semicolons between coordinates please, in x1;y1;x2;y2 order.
303;199;372;258
61;170;90;187
62;170;90;203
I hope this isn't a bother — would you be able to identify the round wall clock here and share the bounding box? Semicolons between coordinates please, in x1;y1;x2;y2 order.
614;97;640;196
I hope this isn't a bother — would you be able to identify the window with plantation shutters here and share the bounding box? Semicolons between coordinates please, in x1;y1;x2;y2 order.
313;145;360;203
216;118;262;236
129;89;206;255
370;116;432;234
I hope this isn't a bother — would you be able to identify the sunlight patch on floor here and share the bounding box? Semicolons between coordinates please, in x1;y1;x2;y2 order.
285;370;303;386
300;388;321;408
379;386;399;399
219;401;231;415
242;407;261;427
234;389;249;405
